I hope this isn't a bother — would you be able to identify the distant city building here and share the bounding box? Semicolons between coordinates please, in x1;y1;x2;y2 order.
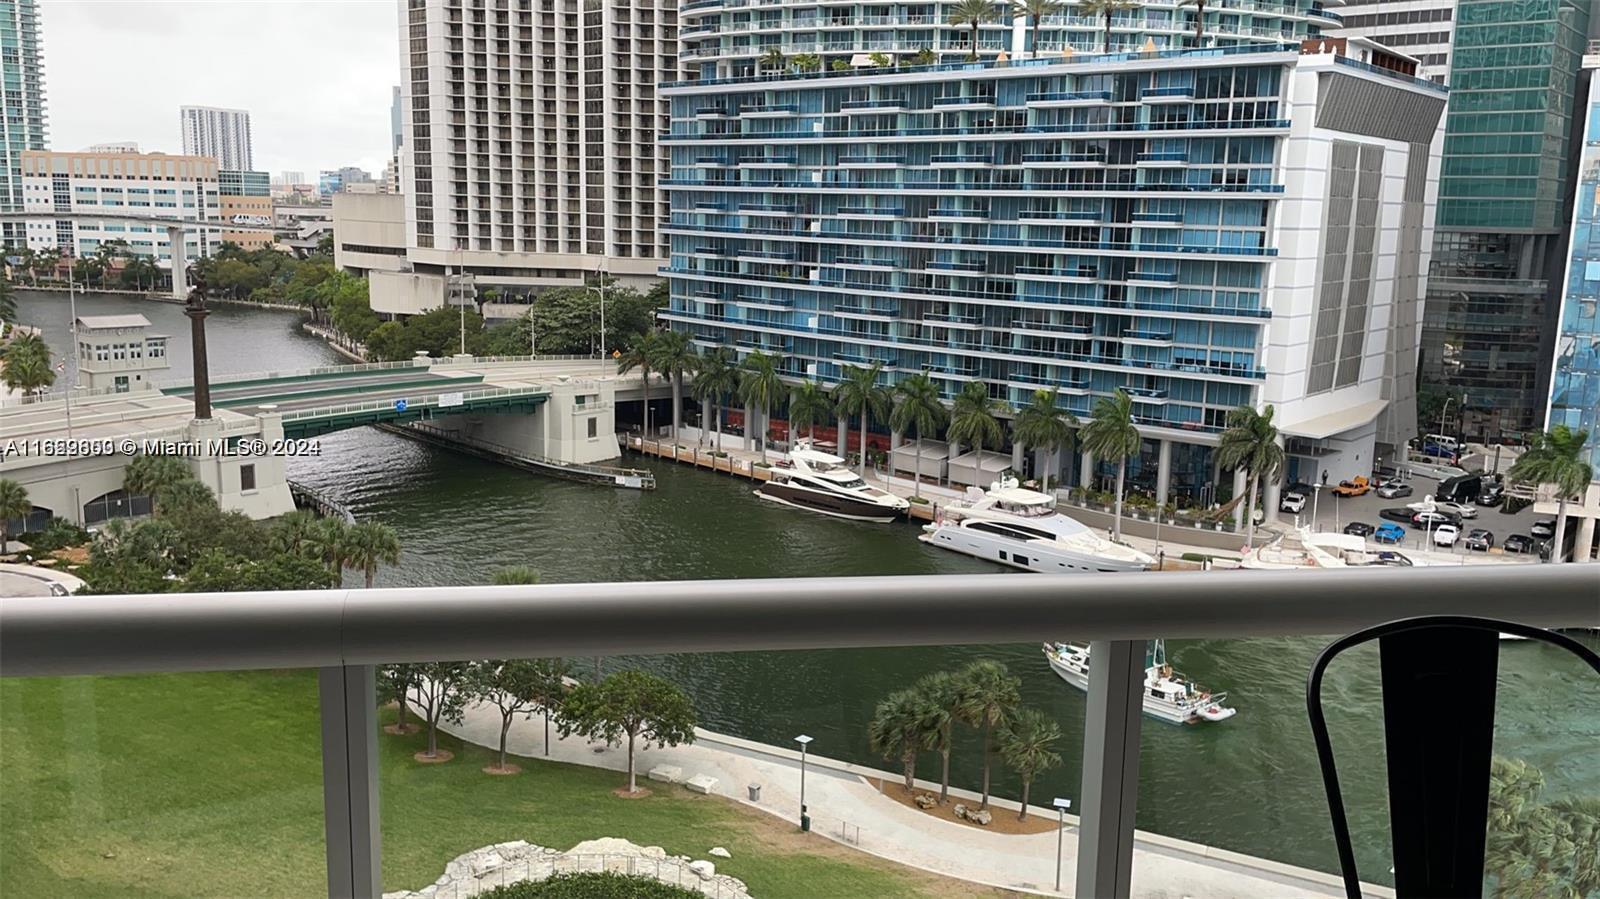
218;169;270;198
86;141;142;154
217;169;273;250
21;150;219;268
1420;0;1593;442
1327;1;1456;84
381;155;400;194
180;105;254;171
72;314;168;393
0;0;48;246
275;170;306;187
390;85;403;154
319;166;372;197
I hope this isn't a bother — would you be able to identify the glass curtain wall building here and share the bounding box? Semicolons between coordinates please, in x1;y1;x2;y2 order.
0;0;46;247
661;43;1445;506
1420;0;1592;443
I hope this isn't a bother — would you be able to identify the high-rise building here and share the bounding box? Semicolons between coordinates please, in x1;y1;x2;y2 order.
276;170;306;187
179;105;254;171
385;0;673;316
390;84;404;155
0;0;48;246
21;150;219;267
1419;0;1592;442
1326;0;1456;84
663;38;1446;502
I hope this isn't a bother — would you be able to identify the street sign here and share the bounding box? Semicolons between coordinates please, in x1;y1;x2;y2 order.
394;399;408;413
438;391;464;409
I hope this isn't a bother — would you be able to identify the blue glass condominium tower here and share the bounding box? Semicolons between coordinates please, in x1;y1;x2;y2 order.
661;40;1445;508
0;0;46;246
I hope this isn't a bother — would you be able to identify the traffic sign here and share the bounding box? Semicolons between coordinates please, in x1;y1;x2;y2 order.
394;398;408;413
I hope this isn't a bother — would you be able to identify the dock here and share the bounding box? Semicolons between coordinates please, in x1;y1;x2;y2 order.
381;422;656;489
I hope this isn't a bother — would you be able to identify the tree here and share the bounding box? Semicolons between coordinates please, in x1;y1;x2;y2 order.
306;516;352;576
1013;388;1077;491
342;521;401;589
956;659;1020;810
832;363;893;476
412;661;471;760
792;52;821;72
379;664;421;734
1484;756;1600;898
831;59;852;72
1508;425;1594;562
152;478;218;520
559;669;697;794
648;330;697;442
690;346;739;453
124;453;194;502
1081;389;1142;541
1178;0;1210;45
467;660;545;772
913;670;962;803
737;350;788;456
0;478;30;551
492;565;540;585
761;47;787;73
0;331;54;399
1014;0;1065;58
0;276;15;323
1081;0;1138;53
890;373;948;499
267;509;322;558
616;331;659;437
910;47;938;67
786;380;833;444
527;657;571;757
1215;404;1285;550
868;688;932;791
1000;708;1062;820
946;380;1004;476
948;0;998;60
181;550;338;592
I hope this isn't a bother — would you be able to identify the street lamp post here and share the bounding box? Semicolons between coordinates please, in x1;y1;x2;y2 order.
1311;483;1321;530
1053;797;1072;892
794;734;813;832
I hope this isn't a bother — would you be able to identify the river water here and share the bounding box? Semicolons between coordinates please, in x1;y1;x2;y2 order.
17;291;1599;885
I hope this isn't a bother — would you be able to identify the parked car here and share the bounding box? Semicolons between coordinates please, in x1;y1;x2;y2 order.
1370;550;1413;567
1343;522;1376;537
1411;509;1460;529
1464;529;1495;551
1530;519;1556;539
1380;507;1417;523
1280;491;1307;514
1374;522;1407;544
1372;467;1402;488
1431;500;1478;519
1477;483;1505;507
1377;482;1413;499
1503;534;1536;554
1332;476;1371;497
1432;524;1461;547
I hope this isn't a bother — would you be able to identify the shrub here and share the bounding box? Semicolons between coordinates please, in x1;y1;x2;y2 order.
23;517;90;552
478;871;705;898
909;495;930;504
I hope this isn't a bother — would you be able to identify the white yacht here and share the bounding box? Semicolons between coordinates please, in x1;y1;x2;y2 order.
918;475;1154;572
754;440;910;522
1239;528;1417;570
1043;640;1237;725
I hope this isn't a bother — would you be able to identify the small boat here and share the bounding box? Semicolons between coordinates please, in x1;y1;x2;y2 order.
754;439;910;522
1042;639;1237;725
1239;528;1419;570
919;475;1153;572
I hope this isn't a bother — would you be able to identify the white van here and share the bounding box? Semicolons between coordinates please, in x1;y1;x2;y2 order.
1422;434;1459;455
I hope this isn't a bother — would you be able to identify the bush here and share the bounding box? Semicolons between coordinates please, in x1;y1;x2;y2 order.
909;496;930;504
478;872;705;898
23;517;90;552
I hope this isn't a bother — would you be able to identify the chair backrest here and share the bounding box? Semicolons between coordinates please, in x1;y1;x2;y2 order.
1306;616;1600;899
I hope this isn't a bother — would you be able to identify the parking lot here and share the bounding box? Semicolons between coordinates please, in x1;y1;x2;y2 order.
1274;472;1550;562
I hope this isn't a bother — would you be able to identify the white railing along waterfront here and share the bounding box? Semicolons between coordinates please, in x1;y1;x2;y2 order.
1;568;1594;899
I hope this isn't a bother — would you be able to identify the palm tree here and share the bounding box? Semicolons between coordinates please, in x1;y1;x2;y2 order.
342;521;402;589
786;380;833;443
737;350;788;457
1508;425;1594;562
890;374;948;499
648;330;698;443
946;381;1004;480
691;346;739;452
1012;388;1077;491
0;478;30;551
1215;404;1285;550
1178;0;1211;46
308;516;352;577
1000;708;1063;820
761;47;787;73
910;47;938;67
868;688;931;791
492;565;540;585
616;331;659;438
0;277;15;324
957;659;1021;810
268;509;321;558
948;0;998;60
1014;0;1065;59
124;453;194;500
913;670;962;803
1081;390;1142;541
0;332;53;399
832;363;892;476
1081;0;1138;53
792;52;821;72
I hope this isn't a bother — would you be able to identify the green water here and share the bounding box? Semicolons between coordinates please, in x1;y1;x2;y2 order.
18;293;1598;885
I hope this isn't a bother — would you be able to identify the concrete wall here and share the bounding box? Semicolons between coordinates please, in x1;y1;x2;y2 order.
332;192;407;276
370;270;446;317
432;377;620;465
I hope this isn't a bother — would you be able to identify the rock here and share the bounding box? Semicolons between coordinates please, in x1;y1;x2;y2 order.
953;803;969;820
685;773;719;794
390;837;753;898
688;860;716;880
468;851;506;876
709;847;731;858
648;764;684;784
914;793;936;809
971;809;993;826
641;845;667;859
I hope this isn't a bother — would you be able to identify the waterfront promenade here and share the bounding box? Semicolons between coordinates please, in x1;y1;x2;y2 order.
439;697;1382;898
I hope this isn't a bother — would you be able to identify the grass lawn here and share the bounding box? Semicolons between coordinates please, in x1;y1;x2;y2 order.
1;670;1007;898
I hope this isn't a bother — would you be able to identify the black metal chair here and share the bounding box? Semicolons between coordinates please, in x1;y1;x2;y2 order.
1306;616;1600;898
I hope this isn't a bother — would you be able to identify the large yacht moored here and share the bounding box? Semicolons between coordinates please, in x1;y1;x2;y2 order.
754;440;910;523
918;476;1153;572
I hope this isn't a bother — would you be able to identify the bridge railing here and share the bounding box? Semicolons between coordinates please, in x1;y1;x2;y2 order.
275;384;550;425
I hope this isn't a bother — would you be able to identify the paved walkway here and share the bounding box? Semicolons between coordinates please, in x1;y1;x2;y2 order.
438;695;1381;898
0;561;85;597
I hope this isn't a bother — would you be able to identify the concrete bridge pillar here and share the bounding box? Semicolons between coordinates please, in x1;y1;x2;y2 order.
166;224;187;300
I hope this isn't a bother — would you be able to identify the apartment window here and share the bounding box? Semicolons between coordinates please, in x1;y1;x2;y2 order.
587;418;598;439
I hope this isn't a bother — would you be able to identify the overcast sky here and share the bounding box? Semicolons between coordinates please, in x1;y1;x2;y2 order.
42;0;400;179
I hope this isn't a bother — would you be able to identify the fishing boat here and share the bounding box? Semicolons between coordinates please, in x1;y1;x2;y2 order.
1042;639;1237;725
